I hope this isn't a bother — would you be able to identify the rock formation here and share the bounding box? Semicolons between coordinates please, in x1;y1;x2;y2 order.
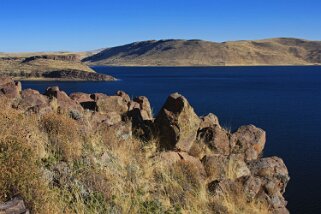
0;78;290;213
155;93;201;151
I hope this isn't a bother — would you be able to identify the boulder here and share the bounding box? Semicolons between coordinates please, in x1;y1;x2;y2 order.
79;101;97;111
207;177;289;214
96;95;128;114
0;77;14;86
231;125;266;161
202;154;250;182
158;151;182;165
70;92;93;103
199;113;220;129
248;157;289;212
133;96;153;120
188;140;211;160
44;86;60;97
196;125;231;156
102;120;133;144
103;112;123;126
116;90;130;103
128;101;140;111
158;151;206;178
0;197;29;214
128;109;156;141
243;176;262;200
229;154;251;179
45;86;83;116
127;96;155;141
13;89;52;114
0;77;21;99
70;92;96;111
248;157;289;194
90;93;108;101
88;112;123;131
155;93;200;151
202;154;227;181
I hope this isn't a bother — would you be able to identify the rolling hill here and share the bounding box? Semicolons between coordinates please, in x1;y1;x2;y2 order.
83;38;321;66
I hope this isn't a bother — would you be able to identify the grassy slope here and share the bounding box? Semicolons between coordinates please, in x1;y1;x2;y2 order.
0;53;106;81
83;38;321;66
0;97;269;214
0;57;94;74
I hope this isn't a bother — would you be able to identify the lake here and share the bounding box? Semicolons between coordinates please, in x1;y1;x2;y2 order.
22;66;321;213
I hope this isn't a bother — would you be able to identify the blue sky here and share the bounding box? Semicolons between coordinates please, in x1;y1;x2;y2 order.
1;0;320;52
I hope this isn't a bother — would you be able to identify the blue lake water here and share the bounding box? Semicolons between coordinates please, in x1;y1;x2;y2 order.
22;66;321;213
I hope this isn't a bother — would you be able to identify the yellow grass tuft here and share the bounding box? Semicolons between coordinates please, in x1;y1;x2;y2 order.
41;113;82;162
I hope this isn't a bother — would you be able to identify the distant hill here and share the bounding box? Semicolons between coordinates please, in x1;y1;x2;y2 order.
83;38;321;66
0;50;101;60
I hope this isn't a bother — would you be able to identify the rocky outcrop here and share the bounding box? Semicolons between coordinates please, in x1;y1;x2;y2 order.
22;54;79;63
0;78;289;213
153;93;289;213
42;70;115;81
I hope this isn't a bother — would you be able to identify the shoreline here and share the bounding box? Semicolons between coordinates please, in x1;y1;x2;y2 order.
15;77;118;82
89;64;321;68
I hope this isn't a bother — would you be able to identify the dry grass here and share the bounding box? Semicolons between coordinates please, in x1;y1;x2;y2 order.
0;99;61;213
0;57;94;75
152;160;210;213
41;113;83;162
0;99;271;213
209;181;270;214
84;38;321;66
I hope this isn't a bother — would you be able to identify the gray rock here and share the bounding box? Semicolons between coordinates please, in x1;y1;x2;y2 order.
0;197;29;214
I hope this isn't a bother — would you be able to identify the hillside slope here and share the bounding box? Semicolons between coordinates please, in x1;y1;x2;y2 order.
83;38;321;66
0;54;115;81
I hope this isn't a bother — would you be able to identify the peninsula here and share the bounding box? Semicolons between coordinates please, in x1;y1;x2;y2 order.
0;53;115;81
